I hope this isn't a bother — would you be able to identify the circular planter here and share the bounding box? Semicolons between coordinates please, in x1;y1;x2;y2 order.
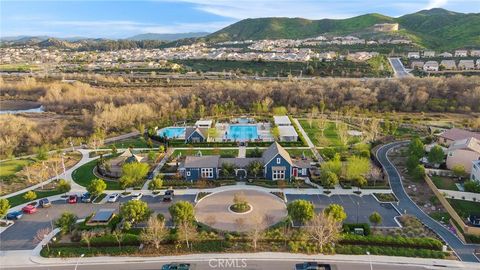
228;203;253;214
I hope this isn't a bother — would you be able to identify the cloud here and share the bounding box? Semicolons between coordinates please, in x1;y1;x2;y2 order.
425;0;448;9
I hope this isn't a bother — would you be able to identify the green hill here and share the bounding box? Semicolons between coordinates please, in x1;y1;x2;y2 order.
205;8;480;49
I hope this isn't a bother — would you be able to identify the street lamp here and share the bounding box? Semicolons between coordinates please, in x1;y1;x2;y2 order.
366;251;373;270
74;254;85;270
356;201;360;223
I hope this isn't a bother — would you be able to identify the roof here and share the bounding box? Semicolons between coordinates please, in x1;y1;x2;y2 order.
220;157;263;168
185;127;208;140
293;159;312;169
262;142;293;166
439;128;480;141
195;119;213;127
447;137;480;154
278;126;298;137
424;61;438;66
184;155;220;168
273;115;291;125
90;209;115;223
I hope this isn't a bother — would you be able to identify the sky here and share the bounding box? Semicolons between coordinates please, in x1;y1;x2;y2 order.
0;0;479;38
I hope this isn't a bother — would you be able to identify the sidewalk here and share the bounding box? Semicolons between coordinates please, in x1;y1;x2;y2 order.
439;189;480;202
292;118;324;163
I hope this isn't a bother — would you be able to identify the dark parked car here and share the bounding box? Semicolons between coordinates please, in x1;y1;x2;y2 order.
81;192;92;203
163;190;175;202
295;262;331;270
39;198;51;208
161;263;191;270
6;211;23;220
67;195;78;204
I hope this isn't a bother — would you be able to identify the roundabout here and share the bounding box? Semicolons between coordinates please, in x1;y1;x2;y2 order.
195;189;287;232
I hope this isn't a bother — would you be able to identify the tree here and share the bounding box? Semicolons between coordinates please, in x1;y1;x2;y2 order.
169;201;195;225
408;138;425;160
0;198;10;219
249;214;266;251
306;212;342;252
141;216;167;249
112;230;124;249
324;204;347;222
220;162;236;178
33;227;52;252
56;179;71;194
452;165;467;179
320;171;339;189
321;154;342;177
271;126;280;140
464;181;480;193
345;156;371;181
36;145;48;161
369;211;382;228
411;164;425;181
120;200;152;224
23;191;37;201
81;230;95;249
148;175;163;192
337;123;349;147
87;178;107;197
55;212;77;234
248;161;263;180
352;175;368;191
428;145;444;165
287;200;315;224
120;162;149;190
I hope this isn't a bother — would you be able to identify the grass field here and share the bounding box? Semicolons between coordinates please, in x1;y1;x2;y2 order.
71;159;121;190
172;149;238;158
0;64;40;72
286;149;314;158
0;159;33;179
7;189;64;207
103;137;159;149
431;176;458;191
299;119;354;147
448;199;480;219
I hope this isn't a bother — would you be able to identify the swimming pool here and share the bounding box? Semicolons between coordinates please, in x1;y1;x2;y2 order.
158;127;186;139
227;125;258;141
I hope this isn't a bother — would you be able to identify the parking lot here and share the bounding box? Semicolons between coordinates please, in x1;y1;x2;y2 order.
285;194;401;227
0;194;195;251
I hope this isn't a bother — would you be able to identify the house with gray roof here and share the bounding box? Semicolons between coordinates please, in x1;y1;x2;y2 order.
440;60;456;70
458;60;475;70
185;127;208;143
179;142;310;181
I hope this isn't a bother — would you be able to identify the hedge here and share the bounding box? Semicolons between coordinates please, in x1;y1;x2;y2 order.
41;246;138;258
340;234;443;250
343;223;371;236
336;245;446;259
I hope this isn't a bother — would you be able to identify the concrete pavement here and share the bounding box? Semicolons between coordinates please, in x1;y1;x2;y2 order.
388;58;412;78
376;141;480;262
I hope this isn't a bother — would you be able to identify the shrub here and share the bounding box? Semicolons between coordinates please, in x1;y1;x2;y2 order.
342;223;371;236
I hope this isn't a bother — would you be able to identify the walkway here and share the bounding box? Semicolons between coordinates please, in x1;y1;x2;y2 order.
388;57;412;78
439;190;480;202
292;118;324;163
376;141;480;262
142;148;174;189
238;146;246;158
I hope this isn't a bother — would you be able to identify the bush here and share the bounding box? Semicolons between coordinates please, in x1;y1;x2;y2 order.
340;234;443;250
464;181;480;193
342;223;371;236
335;245;446;259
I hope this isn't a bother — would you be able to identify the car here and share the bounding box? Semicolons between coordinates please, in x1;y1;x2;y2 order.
147;172;154;180
67;195;78;204
294;262;331;270
81;192;92;203
6;211;23;220
39;198;51;208
161;263;191;270
22;204;37;214
163;190;173;202
107;193;120;203
131;192;143;201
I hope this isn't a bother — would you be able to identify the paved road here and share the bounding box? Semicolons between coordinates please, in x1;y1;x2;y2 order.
388;58;412;78
376;142;480;262
0;259;455;270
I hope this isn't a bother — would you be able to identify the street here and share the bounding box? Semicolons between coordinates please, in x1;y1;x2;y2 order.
388;58;412;78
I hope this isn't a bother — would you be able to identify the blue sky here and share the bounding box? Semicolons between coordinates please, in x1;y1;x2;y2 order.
1;0;479;38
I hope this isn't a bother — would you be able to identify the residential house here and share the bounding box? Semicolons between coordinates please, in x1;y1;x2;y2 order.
472;160;480;182
438;52;453;58
446;137;480;173
407;52;420;59
180;142;310;181
411;61;424;69
437;128;480;146
273;115;292;126
470;50;480;57
477;59;480;69
423;61;439;72
185;127;208;143
423;51;435;58
455;50;468;57
440;60;456;70
458;60;475;70
278;126;298;142
195;119;213;128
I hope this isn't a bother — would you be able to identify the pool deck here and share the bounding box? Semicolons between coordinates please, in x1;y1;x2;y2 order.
212;122;273;142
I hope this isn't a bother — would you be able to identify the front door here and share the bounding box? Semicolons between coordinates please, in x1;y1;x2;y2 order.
293;168;298;177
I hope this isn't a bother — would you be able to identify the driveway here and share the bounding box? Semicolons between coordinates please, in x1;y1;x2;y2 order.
388;58;412;78
377;142;480;262
0;194;195;251
286;194;400;227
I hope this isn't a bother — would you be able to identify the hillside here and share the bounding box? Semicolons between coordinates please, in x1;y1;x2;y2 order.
127;32;209;41
205;8;480;49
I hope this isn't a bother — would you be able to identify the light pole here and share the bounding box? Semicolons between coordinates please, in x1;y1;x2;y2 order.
356;201;360;223
74;254;84;270
366;251;373;270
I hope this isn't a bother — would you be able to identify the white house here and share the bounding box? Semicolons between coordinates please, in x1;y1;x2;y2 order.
278;126;298;142
455;50;468;57
423;61;439;72
195;119;214;128
408;52;420;59
471;160;480;182
438;52;453;58
440;60;456;70
423;51;435;58
458;60;475;70
411;61;424;69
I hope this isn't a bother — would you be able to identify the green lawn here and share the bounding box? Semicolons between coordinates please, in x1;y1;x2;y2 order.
431;176;458;191
286;148;314;158
103;137;159;149
0;159;33;179
71;160;121;190
299;119;355;147
7;189;64;207
172;149;238;158
448;199;480;219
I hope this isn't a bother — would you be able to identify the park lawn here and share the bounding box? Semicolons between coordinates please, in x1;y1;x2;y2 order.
172;149;238;158
0;159;33;178
7;189;64;207
103;137;159;149
71;160;121;190
286;148;314;158
447;199;480;219
299;119;352;147
431;176;458;191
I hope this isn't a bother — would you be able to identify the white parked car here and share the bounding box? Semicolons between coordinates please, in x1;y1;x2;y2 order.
131;192;143;201
107;193;120;203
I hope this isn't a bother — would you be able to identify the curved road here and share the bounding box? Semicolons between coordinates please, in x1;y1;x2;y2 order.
377;141;479;262
388;58;412;78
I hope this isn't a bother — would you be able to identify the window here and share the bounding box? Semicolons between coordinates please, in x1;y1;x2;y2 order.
272;170;285;180
302;168;307;175
276;157;281;164
186;171;191;177
201;168;214;178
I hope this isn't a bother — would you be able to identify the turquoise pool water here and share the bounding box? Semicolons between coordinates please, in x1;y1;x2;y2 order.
158;127;186;139
227;125;258;141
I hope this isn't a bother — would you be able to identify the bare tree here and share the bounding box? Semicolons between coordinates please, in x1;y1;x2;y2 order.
81;230;95;249
249;214;266;251
306;212;342;252
369;166;383;187
33;227;52;252
337;123;349;147
178;220;197;249
140;216;167;250
112;230;124;249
